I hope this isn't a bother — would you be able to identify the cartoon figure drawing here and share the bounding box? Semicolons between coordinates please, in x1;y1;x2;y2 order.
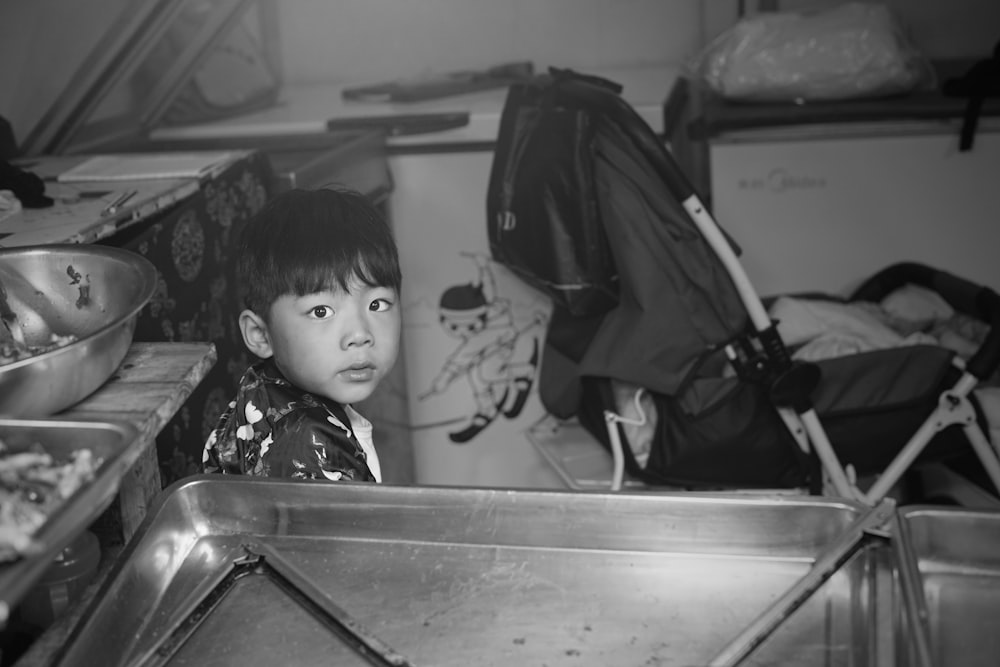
420;253;546;443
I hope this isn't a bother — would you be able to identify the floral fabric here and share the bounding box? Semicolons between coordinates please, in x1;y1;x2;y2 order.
100;152;274;486
202;358;380;482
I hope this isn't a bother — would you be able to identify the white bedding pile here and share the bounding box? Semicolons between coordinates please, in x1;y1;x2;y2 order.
770;284;986;366
769;284;1000;443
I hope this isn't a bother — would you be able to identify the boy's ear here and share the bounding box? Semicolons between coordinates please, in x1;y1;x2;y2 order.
239;309;274;359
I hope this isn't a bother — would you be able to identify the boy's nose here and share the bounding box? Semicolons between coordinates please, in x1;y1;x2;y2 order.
342;316;374;349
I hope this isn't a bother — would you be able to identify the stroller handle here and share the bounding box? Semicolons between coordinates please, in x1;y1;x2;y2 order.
851;262;1000;381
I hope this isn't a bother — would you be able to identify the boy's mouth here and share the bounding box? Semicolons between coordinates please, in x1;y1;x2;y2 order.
341;362;375;382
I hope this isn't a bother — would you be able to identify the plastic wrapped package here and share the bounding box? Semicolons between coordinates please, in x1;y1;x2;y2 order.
689;2;936;103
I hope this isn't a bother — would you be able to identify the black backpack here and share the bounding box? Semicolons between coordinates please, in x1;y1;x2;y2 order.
486;68;622;321
486;68;814;488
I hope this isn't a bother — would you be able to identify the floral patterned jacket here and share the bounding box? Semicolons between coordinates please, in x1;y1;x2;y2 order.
202;358;382;482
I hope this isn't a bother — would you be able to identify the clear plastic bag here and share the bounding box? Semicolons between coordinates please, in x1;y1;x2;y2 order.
689;2;937;103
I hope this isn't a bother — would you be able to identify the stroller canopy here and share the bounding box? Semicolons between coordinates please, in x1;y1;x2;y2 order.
488;69;749;397
579;98;749;396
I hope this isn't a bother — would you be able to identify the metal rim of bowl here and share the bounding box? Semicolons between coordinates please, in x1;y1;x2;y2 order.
0;244;158;374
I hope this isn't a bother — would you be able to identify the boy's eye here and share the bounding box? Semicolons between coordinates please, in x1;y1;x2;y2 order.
309;305;332;319
369;298;394;312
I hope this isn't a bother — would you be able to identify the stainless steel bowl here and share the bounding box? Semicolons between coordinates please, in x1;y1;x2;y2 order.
0;244;157;417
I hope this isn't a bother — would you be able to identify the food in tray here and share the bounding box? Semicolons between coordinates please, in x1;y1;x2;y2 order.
0;274;78;366
0;437;98;562
0;330;78;367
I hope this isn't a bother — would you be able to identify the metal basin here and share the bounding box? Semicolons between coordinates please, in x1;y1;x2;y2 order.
0;418;140;623
896;506;1000;667
0;244;157;417
55;481;899;666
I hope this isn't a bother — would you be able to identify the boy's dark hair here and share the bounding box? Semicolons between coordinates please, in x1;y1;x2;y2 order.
234;187;401;317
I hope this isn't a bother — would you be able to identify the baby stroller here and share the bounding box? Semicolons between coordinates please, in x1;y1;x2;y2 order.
486;68;1000;505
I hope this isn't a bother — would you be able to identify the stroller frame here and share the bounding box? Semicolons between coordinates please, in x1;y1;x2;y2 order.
669;190;1000;506
601;180;1000;506
689;192;1000;504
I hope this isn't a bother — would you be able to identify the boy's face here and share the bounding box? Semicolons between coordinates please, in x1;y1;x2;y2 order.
253;277;401;405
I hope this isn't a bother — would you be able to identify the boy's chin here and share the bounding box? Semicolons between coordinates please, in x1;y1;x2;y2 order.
325;385;376;406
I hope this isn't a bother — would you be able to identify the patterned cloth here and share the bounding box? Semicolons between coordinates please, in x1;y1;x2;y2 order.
101;151;274;487
203;357;381;482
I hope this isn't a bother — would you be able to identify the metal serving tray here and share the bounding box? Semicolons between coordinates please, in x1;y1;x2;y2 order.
0;418;139;623
895;506;1000;667
56;478;899;667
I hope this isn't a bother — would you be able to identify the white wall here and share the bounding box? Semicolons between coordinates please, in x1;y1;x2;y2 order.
272;0;705;86
270;0;999;87
1;0;996;147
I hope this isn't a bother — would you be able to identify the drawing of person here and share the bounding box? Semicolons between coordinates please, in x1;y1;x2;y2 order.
421;254;544;443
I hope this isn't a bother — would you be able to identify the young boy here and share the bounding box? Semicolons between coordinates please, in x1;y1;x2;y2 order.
202;187;401;483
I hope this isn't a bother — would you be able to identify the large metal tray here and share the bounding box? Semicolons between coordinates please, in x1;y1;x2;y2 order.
54;478;902;666
895;506;1000;667
0;418;139;622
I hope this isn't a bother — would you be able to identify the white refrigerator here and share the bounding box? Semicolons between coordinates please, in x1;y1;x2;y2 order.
666;76;1000;297
709;119;1000;297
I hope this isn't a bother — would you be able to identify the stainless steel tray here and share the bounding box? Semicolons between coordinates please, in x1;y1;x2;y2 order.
895;506;1000;667
0;418;139;622
57;478;898;667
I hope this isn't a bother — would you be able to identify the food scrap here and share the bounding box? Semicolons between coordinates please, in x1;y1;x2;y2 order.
0;331;78;367
0;437;99;562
